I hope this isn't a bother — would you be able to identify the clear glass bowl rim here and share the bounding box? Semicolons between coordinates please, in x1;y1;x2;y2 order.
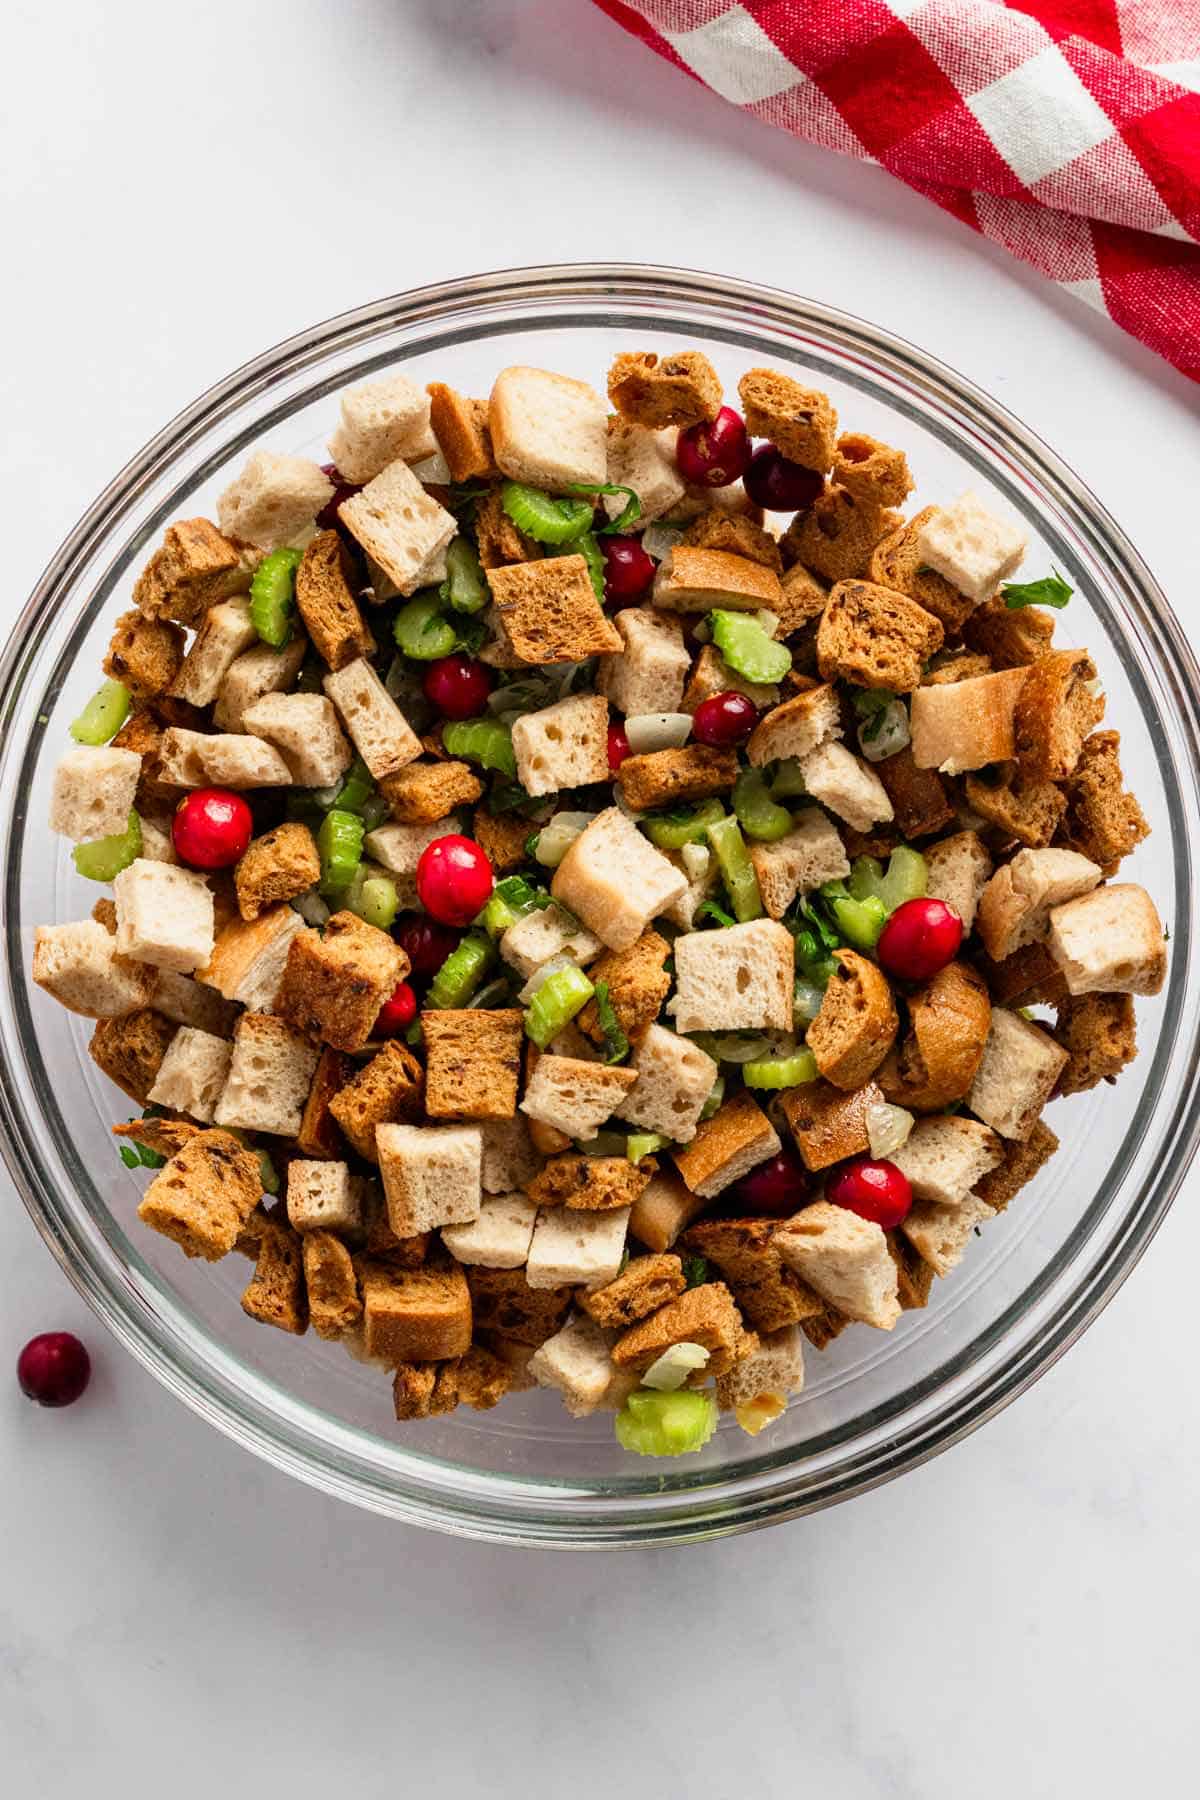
3;262;1199;1549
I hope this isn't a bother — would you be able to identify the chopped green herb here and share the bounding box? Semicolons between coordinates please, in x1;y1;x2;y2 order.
118;1144;140;1170
1001;571;1073;610
695;898;736;928
682;1254;710;1289
592;980;630;1064
566;481;643;536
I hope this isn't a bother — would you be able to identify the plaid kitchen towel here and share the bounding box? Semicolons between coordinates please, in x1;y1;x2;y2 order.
592;0;1200;381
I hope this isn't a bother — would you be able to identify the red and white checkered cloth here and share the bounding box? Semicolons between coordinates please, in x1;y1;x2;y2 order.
592;0;1200;381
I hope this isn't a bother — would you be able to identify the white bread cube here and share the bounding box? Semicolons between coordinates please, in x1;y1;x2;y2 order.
551;807;687;952
242;692;353;789
604;420;687;526
150;969;239;1037
499;903;601;979
798;741;893;833
286;1160;362;1235
615;1022;719;1143
520;1054;638;1140
337;458;456;597
747;685;842;767
1047;883;1166;997
441;1191;539;1269
214;1012;320;1136
217;451;334;551
924;830;992;932
967;1007;1069;1140
479;1115;542;1195
525;1207;631;1291
147;1026;233;1123
716;1324;805;1410
909;668;1028;774
32;920;156;1019
213;637;308;732
113;859;215;973
365;815;462;881
915;491;1026;605
668;919;794;1034
489;365;607;492
748;808;850;921
511;695;609;799
323;657;422;780
198;906;309;1011
137;812;178;865
49;746;141;842
976;847;1102;962
156;727;292;789
629;1170;710;1251
327;374;435;484
168;599;257;707
889;1115;1003;1207
902;1192;996;1278
595;607;691;718
376;1121;482;1236
775;1202;900;1330
527;1313;621;1415
660;847;720;932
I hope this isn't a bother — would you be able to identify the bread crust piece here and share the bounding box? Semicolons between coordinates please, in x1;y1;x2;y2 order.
427;383;498;482
89;1009;177;1105
868;507;973;634
746;683;841;767
241;1220;308;1334
908;667;1029;774
296;1045;352;1159
615;744;738;812
873;748;954;839
681;509;782;571
974;1118;1058;1213
654;545;784;613
138;1127;263;1262
472;808;535;875
807;949;899;1090
294;529;376;671
670;1090;781;1199
466;1266;573;1345
421;1008;524;1121
1013;648;1105;783
878;961;992;1113
133;518;252;628
485;554;621;662
782;488;899;585
778;1079;883;1172
524;1153;653;1212
303;1230;363;1340
104;608;186;702
578;1254;687;1329
473;488;542;570
1052;992;1137;1094
681;1217;825;1333
817;579;944;693
962;595;1056;668
1059;730;1149;875
328;1041;424;1160
611;1280;749;1379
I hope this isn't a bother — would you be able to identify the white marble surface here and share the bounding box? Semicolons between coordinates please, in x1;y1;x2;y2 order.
3;2;1198;1792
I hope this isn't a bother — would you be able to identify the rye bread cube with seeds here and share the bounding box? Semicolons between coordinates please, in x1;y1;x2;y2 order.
524;1154;652;1213
376;1121;482;1236
832;433;913;508
816;579;944;693
50;745;142;842
297;1045;352;1159
616;745;738;813
337;457;456;596
486;556;621;663
276;910;408;1052
1013;648;1105;784
303;1231;363;1340
359;1255;473;1363
323;657;422;780
576;929;671;1046
682;1217;822;1335
241;1220;308;1335
327;373;434;483
104;608;185;703
511;693;610;797
737;368;838;471
489;364;608;490
1053;993;1137;1095
217;452;334;551
611;1280;747;1380
607;350;722;429
214;1013;320;1138
422;1009;524;1121
552;808;686;952
234;823;321;922
294;530;376;670
138;1128;264;1262
379;760;483;824
328;1041;425;1161
89;1010;177;1105
779;1079;882;1173
578;1254;687;1330
133;517;252;628
671;1091;781;1199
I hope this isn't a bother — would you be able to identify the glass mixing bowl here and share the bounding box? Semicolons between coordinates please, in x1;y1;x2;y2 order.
2;266;1198;1548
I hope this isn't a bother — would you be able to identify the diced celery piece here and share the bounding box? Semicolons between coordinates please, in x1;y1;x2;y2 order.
614;1389;718;1458
72;811;142;882
627;1132;671;1162
641;797;726;850
69;679;130;745
879;845;927;913
428;933;495;1009
699;1074;725;1120
822;888;887;952
500;481;594;545
742;1047;819;1089
732;768;792;842
439;536;488;613
710;610;791;684
770;757;808;799
249;548;303;647
317;809;364;894
524;964;594;1048
441;717;516;778
394;593;457;661
358;876;399;931
705;815;763;922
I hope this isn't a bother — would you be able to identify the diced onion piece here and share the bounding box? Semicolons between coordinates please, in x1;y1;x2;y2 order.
534;811;597;869
857;699;910;764
734;1394;787;1436
866;1101;915;1160
641;1343;711;1391
624;712;692;754
291;889;330;927
517;952;578;1006
409;447;452;484
703;1030;791;1064
642;523;685;561
681;841;710;882
754;609;780;638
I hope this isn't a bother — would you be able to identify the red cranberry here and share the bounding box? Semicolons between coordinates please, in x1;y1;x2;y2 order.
422;653;494;721
607;723;631;773
375;980;417;1036
601;536;655;604
826;1158;912;1230
316;463;361;531
17;1332;91;1407
172;788;253;870
395;913;460;981
744;444;825;514
733;1152;808;1217
676;407;751;487
416;834;493;927
877;897;963;982
692;690;757;747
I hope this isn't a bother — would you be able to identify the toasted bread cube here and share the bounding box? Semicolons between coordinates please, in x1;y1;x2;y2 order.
296;1045;352;1159
778;1079;881;1172
376;1121;481;1238
198;905;308;1012
607;350;721;429
520;1053;638;1141
285;1159;361;1235
817;579;943;694
683;1217;822;1334
611;1279;746;1378
653;546;782;614
113;859;214;973
32;920;157;1019
499;904;601;980
138;1127;263;1262
576;930;671;1046
807;949;898;1091
1053;992;1137;1095
603;418;687;525
472;487;541;574
915;491;1026;605
1061;731;1149;874
682;509;781;569
467;1266;572;1345
328;1041;424;1161
379;759;482;824
962;591;1056;666
328;373;434;483
479;1114;541;1195
964;764;1066;849
213;637;308;732
276;909;408;1051
1013;648;1106;784
967;1007;1068;1141
525;1205;631;1290
877;960;991;1114
359;1255;472;1363
671;1090;780;1199
290;528;376;671
392;1345;514;1417
214;1012;319;1136
338;457;456;596
527;1314;621;1417
486;556;621;664
525;1154;652;1212
746;684;841;767
869;507;974;633
149;969;238;1037
578;1254;686;1329
133;518;252;628
775;560;831;635
890;1115;1003;1207
1047;883;1166;998
907;667;1028;775
797;740;893;833
103;608;185;703
832;433;913;508
442;1191;539;1269
596;606;691;718
510;693;609;797
613;1022;718;1144
112;1116;202;1163
322;657;422;781
89;1009;176;1104
977;940;1068;1011
49;745;141;842
489;364;607;491
874;747;954;841
234;823;321;922
146;1026;232;1123
975;1119;1059;1213
738;368;837;472
156;727;292;789
168;598;257;708
422;1008;524;1121
241;692;352;789
783;487;898;585
749;808;850;920
682;642;779;715
775;1203;900;1330
552;807;686;952
616;745;737;813
669;919;794;1035
900;1193;996;1278
217;451;333;552
976;847;1102;962
303;1231;363;1339
716;1324;806;1412
628;1170;709;1251
136;811;179;866
924;830;992;932
427;383;497;483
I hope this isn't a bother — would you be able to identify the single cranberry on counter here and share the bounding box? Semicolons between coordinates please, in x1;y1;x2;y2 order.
422;653;494;721
876;897;963;982
316;463;362;531
692;689;757;747
17;1332;91;1408
676;406;751;488
744;444;825;515
395;913;460;981
601;536;655;605
375;980;417;1037
416;834;493;927
607;723;631;773
172;788;253;870
732;1151;809;1217
825;1158;913;1230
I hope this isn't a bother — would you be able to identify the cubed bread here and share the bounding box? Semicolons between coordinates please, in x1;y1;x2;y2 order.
49;745;141;842
977;939;1068;1010
133;518;252;628
472;487;541;572
511;694;610;797
322;657;422;780
359;1255;473;1363
379;759;483;824
682;510;781;572
213;1012;319;1137
328;373;434;482
88;1009;177;1104
716;1323;806;1412
908;668;1029;774
608;350;722;429
1013;648;1105;784
595;606;691;717
613;1022;719;1143
873;749;954;839
967;1007;1069;1140
525;1206;631;1290
486;556;621;663
611;1279;746;1378
578;1253;687;1329
653;546;783;613
963;764;1066;849
197;905;308;1011
924;830;992;932
603;418;688;525
900;1193;996;1278
427;383;497;483
442;1191;539;1269
146;1026;232;1123
113;859;215;973
242;693;353;788
526;1154;651;1212
774;1203;900;1330
213;637;308;733
328;1040;424;1161
817;579;943;693
1046;883;1166;997
217;451;334;551
422;1008;524;1120
867;508;975;633
976;847;1102;962
276;910;408;1051
682;642;779;715
746;684;841;766
668;919;795;1034
737;368;837;471
781;487;897;585
616;745;738;812
551;808;686;952
775;560;831;635
832;433;913;508
104;608;185;703
303;1231;363;1340
520;1053;638;1140
778;1079;881;1172
1061;731;1149;874
293;529;376;671
488;364;607;491
889;1115;1003;1207
376;1121;482;1236
576;930;672;1045
337;458;456;596
975;1119;1059;1213
392;1345;515;1418
467;1267;572;1345
962;592;1056;667
296;1045;352;1159
479;1114;542;1194
138;1127;264;1262
878;960;992;1113
748;809;850;920
527;1314;622;1417
628;1169;710;1251
798;740;894;832
32;920;157;1019
285;1159;362;1235
149;969;238;1037
499;904;601;979
671;1090;781;1199
683;1216;824;1334
914;492;1026;604
1053;992;1137;1095
807;948;898;1090
156;727;293;789
168;599;257;708
234;823;320;921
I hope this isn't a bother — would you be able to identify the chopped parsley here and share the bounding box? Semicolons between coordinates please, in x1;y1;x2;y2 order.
1001;571;1073;611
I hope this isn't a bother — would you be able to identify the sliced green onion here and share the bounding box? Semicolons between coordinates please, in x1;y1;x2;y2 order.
394;593;458;661
711;610;792;684
249;548;303;647
699;1075;725;1121
317;808;364;895
705;815;763;922
1002;571;1072;611
441;717;516;779
439;536;488;614
642;797;726;851
70;679;130;745
732;768;792;842
615;1388;717;1458
500;481;593;545
358;875;399;931
524;964;595;1049
428;933;495;1009
73;811;142;882
566;481;643;536
743;1047;819;1089
627;1132;671;1163
592;978;630;1065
